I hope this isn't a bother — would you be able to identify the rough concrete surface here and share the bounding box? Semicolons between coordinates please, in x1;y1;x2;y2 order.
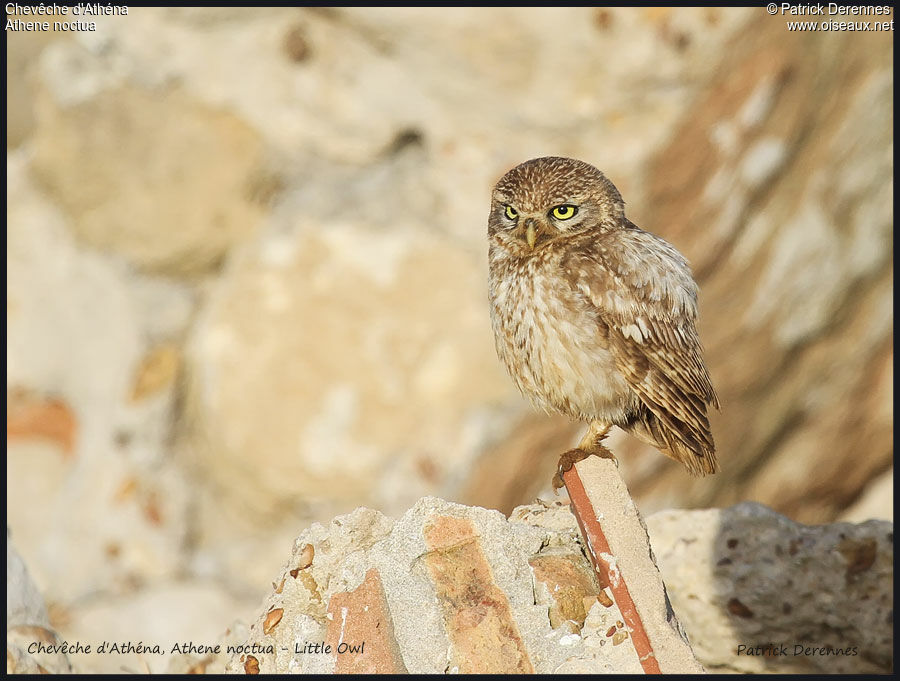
8;493;892;674
572;457;705;674
647;502;893;674
202;495;893;674
219;498;689;674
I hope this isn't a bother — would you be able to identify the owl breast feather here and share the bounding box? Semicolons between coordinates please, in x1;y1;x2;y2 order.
489;251;638;423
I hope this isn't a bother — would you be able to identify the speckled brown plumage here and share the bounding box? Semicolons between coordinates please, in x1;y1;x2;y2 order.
487;157;719;477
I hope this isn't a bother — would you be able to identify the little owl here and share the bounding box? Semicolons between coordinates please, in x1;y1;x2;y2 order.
487;157;719;488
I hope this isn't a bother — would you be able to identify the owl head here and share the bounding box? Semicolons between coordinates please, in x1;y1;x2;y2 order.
488;157;626;255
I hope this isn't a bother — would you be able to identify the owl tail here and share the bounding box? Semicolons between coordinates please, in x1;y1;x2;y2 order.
625;410;719;476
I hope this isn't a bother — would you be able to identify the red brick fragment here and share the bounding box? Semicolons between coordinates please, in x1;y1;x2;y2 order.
424;515;534;673
324;568;407;674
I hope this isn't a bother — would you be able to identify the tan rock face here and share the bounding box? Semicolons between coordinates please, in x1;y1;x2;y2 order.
441;10;894;523
6;156;194;603
30;84;267;276
616;17;894;522
840;467;893;523
18;7;887;542
186;222;512;513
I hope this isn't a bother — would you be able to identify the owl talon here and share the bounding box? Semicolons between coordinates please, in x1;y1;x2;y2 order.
553;445;619;491
552;474;563;494
552;448;591;491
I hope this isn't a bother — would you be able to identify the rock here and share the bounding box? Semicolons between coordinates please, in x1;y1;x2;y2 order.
224;497;702;674
185;213;513;517
6;538;72;674
17;6;780;539
7;389;78;455
840;467;893;523
647;502;893;674
568;458;705;673
7;536;50;629
618;14;893;524
58;581;255;674
30;80;267;277
5;24;65;149
6;152;193;603
529;552;599;630
6;625;74;674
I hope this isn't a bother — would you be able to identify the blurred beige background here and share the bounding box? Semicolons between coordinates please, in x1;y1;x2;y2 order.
6;6;892;672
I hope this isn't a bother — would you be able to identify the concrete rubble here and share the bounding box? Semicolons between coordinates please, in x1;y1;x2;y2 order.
9;494;893;674
647;502;893;674
566;458;704;673
210;499;892;674
219;497;693;674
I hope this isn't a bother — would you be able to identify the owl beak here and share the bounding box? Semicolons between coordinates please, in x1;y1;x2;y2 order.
525;222;538;249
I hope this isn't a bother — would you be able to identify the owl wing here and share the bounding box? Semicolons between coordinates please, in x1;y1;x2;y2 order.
563;224;719;474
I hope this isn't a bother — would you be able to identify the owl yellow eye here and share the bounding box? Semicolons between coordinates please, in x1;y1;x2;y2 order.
504;205;518;220
551;205;578;220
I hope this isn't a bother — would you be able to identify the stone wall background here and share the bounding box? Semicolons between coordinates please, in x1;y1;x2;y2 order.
6;7;892;673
